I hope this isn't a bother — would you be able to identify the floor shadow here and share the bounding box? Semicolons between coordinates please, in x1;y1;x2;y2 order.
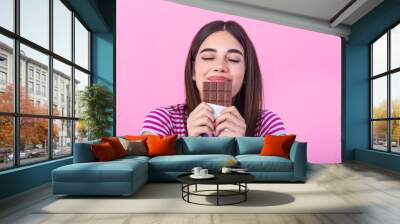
56;183;182;200
56;195;134;199
202;190;295;207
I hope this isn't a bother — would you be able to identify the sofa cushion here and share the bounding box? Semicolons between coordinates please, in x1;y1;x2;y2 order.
236;137;264;155
178;137;235;155
113;155;150;164
147;135;177;157
236;155;293;172
124;135;151;150
260;135;296;159
118;138;147;156
124;135;149;142
53;156;148;182
91;142;118;161
101;137;127;158
148;154;235;172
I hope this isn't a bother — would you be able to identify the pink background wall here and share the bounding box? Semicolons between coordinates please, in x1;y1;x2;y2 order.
116;0;341;163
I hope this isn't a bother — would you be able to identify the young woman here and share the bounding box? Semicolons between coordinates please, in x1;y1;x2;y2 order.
141;20;285;137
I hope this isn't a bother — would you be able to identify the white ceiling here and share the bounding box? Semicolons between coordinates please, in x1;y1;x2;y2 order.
167;0;384;39
227;0;353;22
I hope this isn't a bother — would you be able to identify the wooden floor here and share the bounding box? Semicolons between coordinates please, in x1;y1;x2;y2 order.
1;162;400;224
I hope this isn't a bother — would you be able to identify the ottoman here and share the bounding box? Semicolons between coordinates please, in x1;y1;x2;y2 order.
52;156;148;196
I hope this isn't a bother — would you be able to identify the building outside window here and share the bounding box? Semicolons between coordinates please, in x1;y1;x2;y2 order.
41;73;46;83
0;54;6;67
28;81;34;94
42;85;46;97
0;54;7;89
35;70;40;81
35;83;40;95
28;66;34;79
0;71;6;84
54;89;58;103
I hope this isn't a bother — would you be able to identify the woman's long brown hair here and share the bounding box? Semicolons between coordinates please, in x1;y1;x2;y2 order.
184;20;263;136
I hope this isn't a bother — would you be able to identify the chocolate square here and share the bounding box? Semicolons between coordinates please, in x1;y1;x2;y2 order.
217;82;225;91
210;91;217;101
210;82;217;91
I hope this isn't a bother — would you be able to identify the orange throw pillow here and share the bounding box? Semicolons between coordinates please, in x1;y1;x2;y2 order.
124;135;149;142
101;137;127;158
260;135;296;159
146;135;177;157
91;142;117;161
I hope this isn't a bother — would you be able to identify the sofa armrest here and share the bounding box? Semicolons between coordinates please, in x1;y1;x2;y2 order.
73;140;100;163
289;141;307;181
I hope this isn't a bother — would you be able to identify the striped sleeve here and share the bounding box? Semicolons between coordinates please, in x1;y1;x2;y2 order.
140;107;173;136
257;111;286;136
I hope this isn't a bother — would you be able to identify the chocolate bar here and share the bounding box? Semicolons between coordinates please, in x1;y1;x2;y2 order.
203;80;232;106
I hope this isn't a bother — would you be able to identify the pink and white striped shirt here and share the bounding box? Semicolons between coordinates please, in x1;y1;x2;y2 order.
140;104;285;137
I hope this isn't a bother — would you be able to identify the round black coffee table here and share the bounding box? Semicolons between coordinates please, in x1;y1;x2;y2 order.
177;173;255;206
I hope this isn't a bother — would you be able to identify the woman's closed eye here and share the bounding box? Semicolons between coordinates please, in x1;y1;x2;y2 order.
229;59;240;63
201;57;240;63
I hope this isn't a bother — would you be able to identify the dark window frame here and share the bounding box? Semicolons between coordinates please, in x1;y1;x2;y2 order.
0;0;92;171
370;20;400;154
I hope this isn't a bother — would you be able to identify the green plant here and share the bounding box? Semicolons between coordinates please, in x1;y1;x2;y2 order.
79;84;113;140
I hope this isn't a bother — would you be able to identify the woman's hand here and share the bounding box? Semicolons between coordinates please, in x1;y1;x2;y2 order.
214;106;246;137
187;102;215;137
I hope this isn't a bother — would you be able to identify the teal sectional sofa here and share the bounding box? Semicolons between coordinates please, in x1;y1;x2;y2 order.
52;137;307;196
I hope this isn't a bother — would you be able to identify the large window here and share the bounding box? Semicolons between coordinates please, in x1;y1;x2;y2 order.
370;23;400;154
0;0;91;171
